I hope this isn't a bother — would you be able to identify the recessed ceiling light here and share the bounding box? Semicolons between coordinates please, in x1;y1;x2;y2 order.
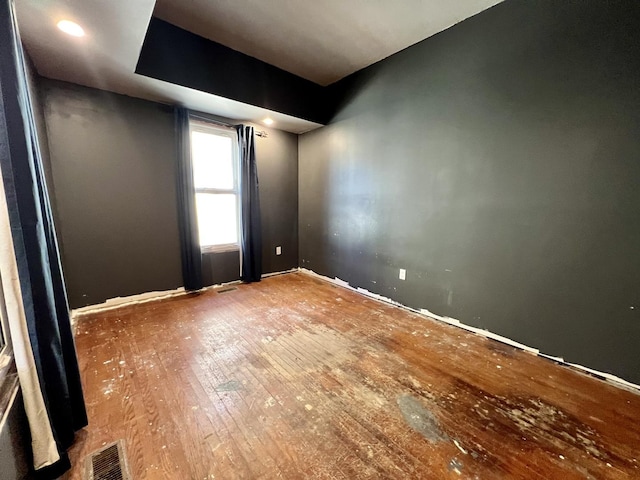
263;118;274;126
57;20;85;37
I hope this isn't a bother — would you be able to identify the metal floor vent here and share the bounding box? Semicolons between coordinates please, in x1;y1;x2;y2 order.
85;440;131;480
216;286;238;294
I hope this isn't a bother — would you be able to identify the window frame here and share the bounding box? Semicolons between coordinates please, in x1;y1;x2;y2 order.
189;119;241;254
0;265;14;381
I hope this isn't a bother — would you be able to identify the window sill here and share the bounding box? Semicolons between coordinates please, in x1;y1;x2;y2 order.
0;357;18;425
201;245;240;255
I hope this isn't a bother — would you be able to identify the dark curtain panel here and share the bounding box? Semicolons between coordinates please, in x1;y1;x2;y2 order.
175;108;203;290
237;125;262;282
0;0;87;477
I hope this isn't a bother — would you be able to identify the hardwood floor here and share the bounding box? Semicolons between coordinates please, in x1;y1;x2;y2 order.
65;272;640;479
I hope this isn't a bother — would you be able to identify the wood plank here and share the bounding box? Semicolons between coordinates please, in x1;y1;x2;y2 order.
64;272;640;479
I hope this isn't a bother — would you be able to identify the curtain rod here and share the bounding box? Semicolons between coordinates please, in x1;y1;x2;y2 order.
188;112;269;138
188;112;236;129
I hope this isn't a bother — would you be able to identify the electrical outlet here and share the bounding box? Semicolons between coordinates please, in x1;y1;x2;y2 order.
276;246;282;256
399;268;406;280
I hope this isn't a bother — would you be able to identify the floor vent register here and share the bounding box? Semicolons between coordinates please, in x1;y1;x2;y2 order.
84;440;131;480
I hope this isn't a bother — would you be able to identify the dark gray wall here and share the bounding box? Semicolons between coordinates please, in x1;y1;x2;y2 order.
299;0;640;383
41;81;298;307
253;123;299;273
202;250;240;286
42;80;183;308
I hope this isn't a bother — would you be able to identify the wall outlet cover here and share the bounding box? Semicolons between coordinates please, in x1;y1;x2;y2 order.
399;268;406;280
276;246;282;255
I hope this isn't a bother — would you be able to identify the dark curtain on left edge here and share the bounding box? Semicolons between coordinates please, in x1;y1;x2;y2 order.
175;108;203;290
0;0;87;477
237;125;262;282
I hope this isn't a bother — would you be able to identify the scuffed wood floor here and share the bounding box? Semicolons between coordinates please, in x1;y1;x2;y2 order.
65;272;640;479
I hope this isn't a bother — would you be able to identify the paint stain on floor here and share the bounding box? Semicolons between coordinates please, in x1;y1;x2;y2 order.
397;394;448;443
214;380;243;392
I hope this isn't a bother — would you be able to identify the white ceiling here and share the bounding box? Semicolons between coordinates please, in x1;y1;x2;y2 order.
14;0;322;133
155;0;504;86
16;0;503;133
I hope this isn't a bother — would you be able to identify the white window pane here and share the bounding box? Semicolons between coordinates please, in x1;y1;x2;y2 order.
191;131;234;190
195;193;238;247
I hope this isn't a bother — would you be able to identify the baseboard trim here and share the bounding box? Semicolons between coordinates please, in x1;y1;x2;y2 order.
297;268;640;394
71;287;189;319
71;268;299;321
262;268;298;278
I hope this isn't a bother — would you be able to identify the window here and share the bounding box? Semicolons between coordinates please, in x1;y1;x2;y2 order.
0;272;8;351
0;274;9;356
0;259;13;382
189;120;240;253
0;173;13;382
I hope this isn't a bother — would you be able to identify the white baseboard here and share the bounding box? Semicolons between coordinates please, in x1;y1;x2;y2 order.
71;268;298;320
297;268;640;394
71;286;189;320
262;268;298;278
70;267;639;393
